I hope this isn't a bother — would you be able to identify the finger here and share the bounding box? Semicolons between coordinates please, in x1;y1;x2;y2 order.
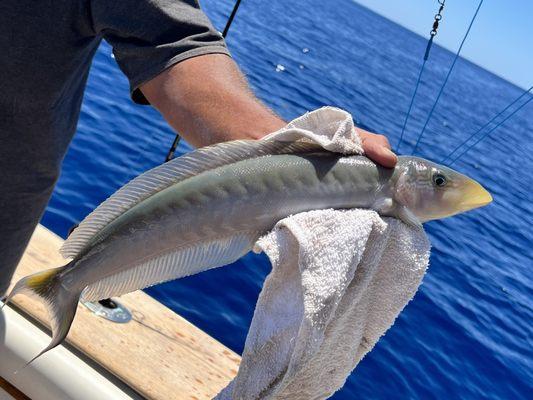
358;129;391;148
378;135;392;149
363;140;397;168
371;133;391;149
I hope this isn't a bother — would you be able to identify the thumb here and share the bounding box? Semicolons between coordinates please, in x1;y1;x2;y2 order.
363;140;397;168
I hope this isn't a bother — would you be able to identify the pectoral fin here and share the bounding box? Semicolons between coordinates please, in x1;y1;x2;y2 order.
372;197;395;214
397;206;423;228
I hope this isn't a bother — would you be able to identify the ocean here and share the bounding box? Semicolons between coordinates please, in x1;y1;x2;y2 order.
41;0;532;398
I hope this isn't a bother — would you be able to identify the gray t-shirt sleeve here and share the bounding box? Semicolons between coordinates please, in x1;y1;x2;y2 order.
92;0;230;104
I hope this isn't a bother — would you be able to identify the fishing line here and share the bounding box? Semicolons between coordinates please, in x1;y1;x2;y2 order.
411;0;484;155
396;0;445;153
447;94;533;165
442;85;533;164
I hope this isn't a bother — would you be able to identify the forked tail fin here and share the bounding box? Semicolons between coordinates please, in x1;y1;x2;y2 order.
1;263;82;365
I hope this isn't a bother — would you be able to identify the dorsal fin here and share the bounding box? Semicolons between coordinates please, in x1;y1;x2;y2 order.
60;139;320;259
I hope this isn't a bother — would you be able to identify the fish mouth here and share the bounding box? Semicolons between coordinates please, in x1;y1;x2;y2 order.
457;179;493;211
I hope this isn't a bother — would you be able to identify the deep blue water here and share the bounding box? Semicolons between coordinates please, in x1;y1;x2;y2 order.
41;0;532;398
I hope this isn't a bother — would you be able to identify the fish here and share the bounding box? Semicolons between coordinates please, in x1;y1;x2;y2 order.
1;138;492;363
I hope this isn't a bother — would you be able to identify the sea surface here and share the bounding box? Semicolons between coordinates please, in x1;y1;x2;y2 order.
41;0;532;398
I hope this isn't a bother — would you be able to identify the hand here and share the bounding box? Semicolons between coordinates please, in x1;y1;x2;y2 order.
358;128;397;168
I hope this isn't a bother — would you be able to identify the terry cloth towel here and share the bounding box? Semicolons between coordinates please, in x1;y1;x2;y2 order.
216;107;430;400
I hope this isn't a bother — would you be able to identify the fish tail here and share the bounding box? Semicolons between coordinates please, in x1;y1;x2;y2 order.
2;262;82;365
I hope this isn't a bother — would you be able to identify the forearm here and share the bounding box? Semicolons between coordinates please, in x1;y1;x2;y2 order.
140;54;285;148
140;53;397;167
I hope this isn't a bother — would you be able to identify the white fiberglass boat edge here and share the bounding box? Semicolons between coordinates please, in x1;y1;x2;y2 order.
0;303;140;400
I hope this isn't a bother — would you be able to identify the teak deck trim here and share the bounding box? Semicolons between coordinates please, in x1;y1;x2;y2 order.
8;225;240;400
0;377;29;400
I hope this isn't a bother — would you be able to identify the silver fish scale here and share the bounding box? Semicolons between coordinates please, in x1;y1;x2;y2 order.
66;153;385;301
62;140;320;259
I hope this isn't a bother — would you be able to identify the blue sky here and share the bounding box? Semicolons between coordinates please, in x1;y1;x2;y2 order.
353;0;532;89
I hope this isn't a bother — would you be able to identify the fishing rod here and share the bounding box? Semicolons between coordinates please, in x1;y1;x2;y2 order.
82;0;246;318
222;0;243;38
164;0;244;163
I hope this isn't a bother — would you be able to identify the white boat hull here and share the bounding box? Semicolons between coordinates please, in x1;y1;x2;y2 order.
0;304;139;400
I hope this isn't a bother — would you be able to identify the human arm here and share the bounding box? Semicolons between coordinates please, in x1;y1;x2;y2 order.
139;54;285;147
92;0;395;166
140;54;397;167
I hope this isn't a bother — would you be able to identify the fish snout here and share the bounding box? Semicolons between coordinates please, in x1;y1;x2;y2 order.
456;178;493;212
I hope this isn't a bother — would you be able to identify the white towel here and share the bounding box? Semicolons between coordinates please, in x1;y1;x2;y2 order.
216;107;430;400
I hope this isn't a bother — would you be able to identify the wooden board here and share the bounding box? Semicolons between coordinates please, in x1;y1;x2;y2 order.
0;387;15;400
0;377;29;400
8;225;240;400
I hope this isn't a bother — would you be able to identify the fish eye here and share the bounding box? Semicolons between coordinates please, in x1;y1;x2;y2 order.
433;173;447;187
